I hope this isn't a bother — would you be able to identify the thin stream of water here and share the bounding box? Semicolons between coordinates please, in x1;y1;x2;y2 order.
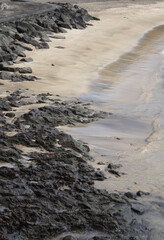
62;25;164;238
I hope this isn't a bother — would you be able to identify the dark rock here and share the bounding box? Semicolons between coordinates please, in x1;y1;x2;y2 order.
0;65;18;72
136;191;150;197
37;41;49;49
17;51;26;57
93;171;106;181
18;67;32;74
0;72;37;82
97;162;105;165
108;169;121;177
116;137;121;140
0;71;12;80
7;61;14;66
89;237;109;240
14;104;109;128
109;193;126;204
11;74;38;82
0;99;12;111
131;203;145;215
5;112;15;118
55;46;65;49
124;192;136;200
14;41;33;51
10;44;26;57
58;27;67;33
129;238;139;240
20;57;33;62
0;63;10;70
16;21;39;37
0;51;17;62
107;163;122;169
57;20;72;29
0;33;13;47
0;92;150;239
39;32;51;42
63;236;76;240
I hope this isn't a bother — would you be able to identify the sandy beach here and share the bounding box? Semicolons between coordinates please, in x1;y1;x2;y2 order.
3;0;164;98
0;1;164;239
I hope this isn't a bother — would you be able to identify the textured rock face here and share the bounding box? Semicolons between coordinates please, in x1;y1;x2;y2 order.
0;90;148;240
0;3;149;240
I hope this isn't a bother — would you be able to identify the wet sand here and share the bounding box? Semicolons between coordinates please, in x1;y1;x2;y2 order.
59;23;164;238
59;24;164;194
3;0;164;98
0;1;164;239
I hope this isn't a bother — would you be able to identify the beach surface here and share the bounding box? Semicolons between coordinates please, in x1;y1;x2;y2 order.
0;1;164;239
4;0;164;98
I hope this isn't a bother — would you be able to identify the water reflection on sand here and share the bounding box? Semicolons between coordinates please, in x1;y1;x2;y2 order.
63;25;164;238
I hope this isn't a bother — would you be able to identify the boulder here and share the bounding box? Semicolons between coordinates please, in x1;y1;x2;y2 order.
18;67;32;74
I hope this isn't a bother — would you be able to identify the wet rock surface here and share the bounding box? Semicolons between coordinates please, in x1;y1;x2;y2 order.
0;2;151;240
0;90;149;240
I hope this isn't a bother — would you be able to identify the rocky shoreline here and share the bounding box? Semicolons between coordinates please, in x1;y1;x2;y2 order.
0;2;149;240
0;90;149;240
0;2;98;82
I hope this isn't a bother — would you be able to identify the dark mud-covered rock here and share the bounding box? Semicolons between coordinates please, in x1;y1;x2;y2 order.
0;72;38;82
107;163;124;177
5;112;15;118
131;202;146;215
18;67;32;74
0;64;32;74
0;71;12;80
136;191;150;197
55;45;65;49
124;192;137;200
108;163;122;169
63;236;77;240
15;104;109;128
40;32;52;42
108;169;121;177
89;237;110;240
0;91;148;240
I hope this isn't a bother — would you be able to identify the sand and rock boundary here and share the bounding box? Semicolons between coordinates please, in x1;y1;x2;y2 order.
0;2;150;240
0;2;98;82
0;89;149;240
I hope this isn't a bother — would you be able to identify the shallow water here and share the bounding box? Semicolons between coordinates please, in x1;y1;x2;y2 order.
62;25;164;238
